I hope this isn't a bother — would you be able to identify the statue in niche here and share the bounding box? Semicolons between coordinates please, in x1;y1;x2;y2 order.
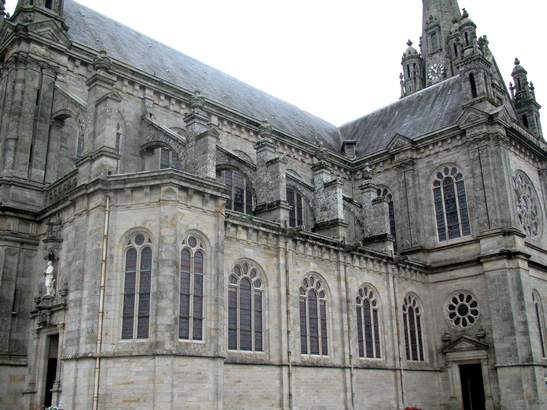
44;260;56;296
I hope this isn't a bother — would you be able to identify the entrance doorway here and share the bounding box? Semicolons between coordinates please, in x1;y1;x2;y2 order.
44;334;59;407
459;363;485;410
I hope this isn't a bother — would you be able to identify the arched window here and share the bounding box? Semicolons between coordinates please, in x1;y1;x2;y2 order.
223;169;253;215
433;166;471;241
122;233;153;340
402;294;424;361
377;187;397;252
356;284;381;359
228;261;264;351
287;186;304;227
533;292;546;357
179;235;205;341
299;274;328;356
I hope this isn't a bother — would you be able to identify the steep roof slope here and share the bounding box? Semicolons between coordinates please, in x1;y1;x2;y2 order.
62;0;342;151
339;77;464;156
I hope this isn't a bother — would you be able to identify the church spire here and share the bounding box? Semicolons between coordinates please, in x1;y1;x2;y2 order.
421;0;462;86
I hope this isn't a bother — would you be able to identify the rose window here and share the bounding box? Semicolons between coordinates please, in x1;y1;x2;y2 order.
512;171;541;238
446;292;479;328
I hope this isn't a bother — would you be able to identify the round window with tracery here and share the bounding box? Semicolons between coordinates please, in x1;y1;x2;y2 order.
512;171;541;238
445;292;479;329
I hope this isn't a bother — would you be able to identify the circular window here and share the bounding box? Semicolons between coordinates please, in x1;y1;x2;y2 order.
512;171;541;238
445;292;479;329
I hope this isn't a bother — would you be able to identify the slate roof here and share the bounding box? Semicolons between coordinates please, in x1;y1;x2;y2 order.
62;0;342;151
339;77;464;156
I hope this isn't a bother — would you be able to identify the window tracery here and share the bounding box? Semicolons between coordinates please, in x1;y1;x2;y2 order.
299;274;328;356
512;171;541;238
122;233;153;340
228;261;264;351
356;284;381;359
402;294;424;361
179;235;205;341
445;292;479;329
433;166;471;241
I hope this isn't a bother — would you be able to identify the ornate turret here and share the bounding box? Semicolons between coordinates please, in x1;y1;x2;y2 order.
511;58;543;138
400;40;424;97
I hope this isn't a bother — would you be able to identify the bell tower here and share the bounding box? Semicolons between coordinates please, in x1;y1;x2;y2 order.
421;0;462;86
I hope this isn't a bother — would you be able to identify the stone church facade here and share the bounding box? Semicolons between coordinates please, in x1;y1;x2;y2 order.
0;0;546;409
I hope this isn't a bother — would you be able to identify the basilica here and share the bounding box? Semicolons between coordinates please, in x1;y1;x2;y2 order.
0;0;546;409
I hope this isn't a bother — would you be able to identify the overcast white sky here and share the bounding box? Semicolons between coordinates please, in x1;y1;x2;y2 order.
5;0;545;126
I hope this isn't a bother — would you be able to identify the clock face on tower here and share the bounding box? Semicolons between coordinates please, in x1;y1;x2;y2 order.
428;63;445;83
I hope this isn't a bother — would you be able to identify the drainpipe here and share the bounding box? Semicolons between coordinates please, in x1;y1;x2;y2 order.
93;196;110;410
393;271;406;409
342;252;355;409
284;239;293;410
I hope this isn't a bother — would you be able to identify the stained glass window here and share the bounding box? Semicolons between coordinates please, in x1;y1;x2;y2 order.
356;285;381;359
179;236;205;341
224;169;253;215
402;295;424;361
433;167;470;241
300;275;328;356
287;186;304;227
122;233;153;340
228;261;263;351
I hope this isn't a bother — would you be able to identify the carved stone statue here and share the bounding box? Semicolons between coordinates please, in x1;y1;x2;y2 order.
44;260;56;296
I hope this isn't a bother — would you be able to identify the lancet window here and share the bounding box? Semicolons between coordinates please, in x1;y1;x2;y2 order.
228;261;264;351
299;274;328;356
122;233;153;340
179;235;205;341
356;284;381;359
402;294;424;361
433;166;471;241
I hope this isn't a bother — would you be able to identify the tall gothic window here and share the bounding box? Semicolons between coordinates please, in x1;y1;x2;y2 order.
356;284;381;359
402;294;424;361
228;261;264;351
224;169;253;215
179;235;205;341
533;292;546;357
287;186;304;227
122;233;153;340
377;187;397;252
433;166;471;241
299;275;328;356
